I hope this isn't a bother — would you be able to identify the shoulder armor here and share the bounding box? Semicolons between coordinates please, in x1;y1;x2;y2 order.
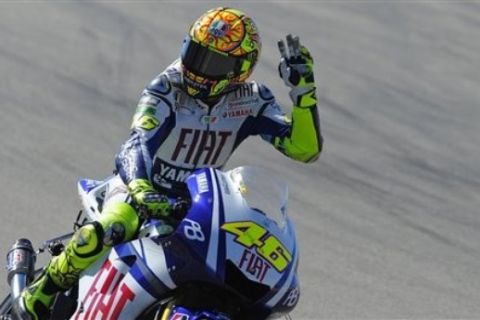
145;60;183;96
146;74;172;96
165;59;183;89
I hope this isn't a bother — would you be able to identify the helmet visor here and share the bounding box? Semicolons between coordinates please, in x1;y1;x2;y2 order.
181;36;243;78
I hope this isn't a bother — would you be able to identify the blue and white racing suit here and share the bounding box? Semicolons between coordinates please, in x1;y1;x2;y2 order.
115;60;322;196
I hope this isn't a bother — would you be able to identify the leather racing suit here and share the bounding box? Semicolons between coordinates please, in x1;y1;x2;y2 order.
116;60;322;198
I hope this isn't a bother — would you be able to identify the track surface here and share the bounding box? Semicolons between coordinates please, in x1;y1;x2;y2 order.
1;2;480;319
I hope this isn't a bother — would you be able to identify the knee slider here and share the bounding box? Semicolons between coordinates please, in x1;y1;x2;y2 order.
103;221;126;246
99;202;139;242
72;221;104;258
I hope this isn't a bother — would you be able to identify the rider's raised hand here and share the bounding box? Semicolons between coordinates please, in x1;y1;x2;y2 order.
278;34;316;108
127;179;171;218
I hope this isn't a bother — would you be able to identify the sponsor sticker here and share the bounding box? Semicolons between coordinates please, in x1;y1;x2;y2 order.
153;159;193;184
222;108;253;118
76;259;136;319
131;114;160;130
196;172;209;193
222;221;292;272
200;115;218;124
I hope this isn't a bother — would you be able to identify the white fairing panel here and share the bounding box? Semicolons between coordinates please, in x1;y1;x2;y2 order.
72;251;152;319
72;238;175;320
219;166;298;290
77;175;126;222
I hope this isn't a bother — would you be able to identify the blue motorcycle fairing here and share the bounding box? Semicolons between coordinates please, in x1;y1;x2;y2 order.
75;167;299;319
160;168;228;286
168;305;231;320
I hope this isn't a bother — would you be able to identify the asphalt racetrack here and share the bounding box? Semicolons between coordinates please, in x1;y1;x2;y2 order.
1;2;480;319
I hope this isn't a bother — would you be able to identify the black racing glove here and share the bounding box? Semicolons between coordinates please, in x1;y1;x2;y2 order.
127;179;171;218
278;34;316;108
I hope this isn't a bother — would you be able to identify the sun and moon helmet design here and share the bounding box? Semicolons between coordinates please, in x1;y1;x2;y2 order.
180;7;262;99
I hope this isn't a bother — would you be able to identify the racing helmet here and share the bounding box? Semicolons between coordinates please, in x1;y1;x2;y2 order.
181;7;261;99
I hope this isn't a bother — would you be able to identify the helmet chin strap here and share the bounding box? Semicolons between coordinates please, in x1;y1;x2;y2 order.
201;95;221;106
199;83;240;108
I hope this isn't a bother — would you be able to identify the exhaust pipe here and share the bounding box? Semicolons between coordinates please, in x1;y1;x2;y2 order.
6;239;35;300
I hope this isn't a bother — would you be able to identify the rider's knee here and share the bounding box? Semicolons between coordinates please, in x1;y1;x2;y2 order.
98;202;139;244
69;202;138;258
71;222;104;258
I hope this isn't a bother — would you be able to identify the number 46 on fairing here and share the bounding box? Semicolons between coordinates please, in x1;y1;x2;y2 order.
221;221;293;272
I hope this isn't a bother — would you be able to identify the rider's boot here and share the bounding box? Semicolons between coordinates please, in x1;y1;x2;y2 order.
14;262;65;320
14;222;102;320
14;202;139;320
14;267;60;320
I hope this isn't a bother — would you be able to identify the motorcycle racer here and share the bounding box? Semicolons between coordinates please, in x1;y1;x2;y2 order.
16;7;322;320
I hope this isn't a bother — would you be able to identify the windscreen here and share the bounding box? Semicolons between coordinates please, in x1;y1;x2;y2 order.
229;166;288;229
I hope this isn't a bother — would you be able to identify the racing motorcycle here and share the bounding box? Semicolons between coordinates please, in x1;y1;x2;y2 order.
0;166;300;319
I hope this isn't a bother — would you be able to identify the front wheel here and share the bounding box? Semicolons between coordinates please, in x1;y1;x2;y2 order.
158;301;232;320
